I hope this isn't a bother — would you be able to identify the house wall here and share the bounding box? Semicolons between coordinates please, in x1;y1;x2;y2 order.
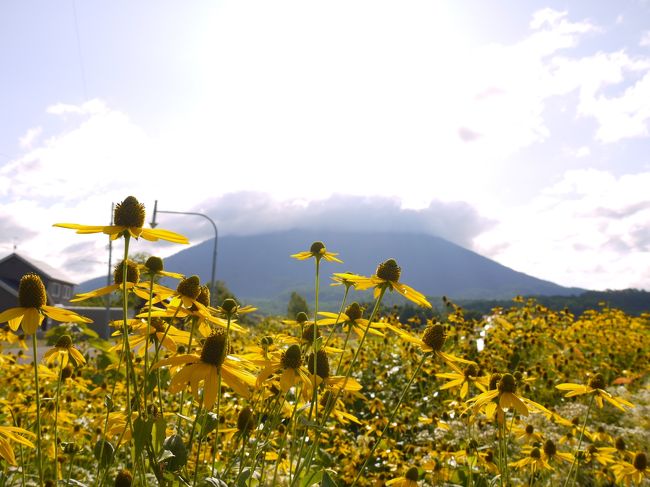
0;255;74;306
0;288;17;311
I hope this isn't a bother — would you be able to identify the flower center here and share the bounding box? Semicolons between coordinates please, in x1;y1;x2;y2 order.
422;323;446;351
345;302;363;321
151;318;167;333
588;373;606;390
144;256;164;273
489;373;503;390
114;469;133;487
295;312;308;324
525;424;534;435
237;407;255;433
55;335;73;348
615;437;626;451
200;331;228;367
310;241;326;256
530;448;541;459
308;350;330;379
281;344;302;369
464;364;478;379
114;196;145;228
195;285;210;307
221;298;238;314
634;452;647;472
498;374;517;394
177;276;201;299
405;467;419;481
113;260;140;285
302;323;320;343
376;258;401;282
543;440;557;457
18;273;47;308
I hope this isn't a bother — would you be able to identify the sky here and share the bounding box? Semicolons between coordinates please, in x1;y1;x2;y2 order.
1;1;650;291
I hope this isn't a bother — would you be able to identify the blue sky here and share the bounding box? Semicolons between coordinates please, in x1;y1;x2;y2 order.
1;1;650;290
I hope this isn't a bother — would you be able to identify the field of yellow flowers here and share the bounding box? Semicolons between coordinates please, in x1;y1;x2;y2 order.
0;196;648;487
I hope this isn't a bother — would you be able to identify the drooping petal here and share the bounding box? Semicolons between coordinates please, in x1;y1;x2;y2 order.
0;307;27;325
222;365;252;398
152;354;199;370
53;223;111;234
21;308;44;334
140;228;189;244
203;365;219;409
42;306;93;323
168;364;196;394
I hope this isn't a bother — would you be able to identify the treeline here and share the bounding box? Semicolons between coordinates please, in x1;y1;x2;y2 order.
387;288;650;323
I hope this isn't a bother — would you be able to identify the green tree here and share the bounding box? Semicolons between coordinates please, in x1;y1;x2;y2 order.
287;291;309;319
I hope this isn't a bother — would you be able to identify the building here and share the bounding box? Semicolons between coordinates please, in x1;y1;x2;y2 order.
0;252;123;337
0;252;76;310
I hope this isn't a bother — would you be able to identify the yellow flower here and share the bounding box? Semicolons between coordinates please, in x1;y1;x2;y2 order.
111;318;190;354
152;330;256;409
138;256;185;280
392;322;474;372
556;373;635;412
54;195;189;243
291;241;343;263
334;258;431;308
611;452;649;486
435;364;488;399
386;466;420;486
256;344;313;398
0;273;92;335
71;259;172;303
509;447;553;473
42;334;86;367
467;373;547;424
318;302;387;338
0;425;36;466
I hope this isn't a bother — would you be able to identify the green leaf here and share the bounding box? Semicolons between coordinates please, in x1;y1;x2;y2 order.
321;470;338;487
158;449;175;462
300;470;323;487
152;416;167;453
133;416;153;458
236;468;251;487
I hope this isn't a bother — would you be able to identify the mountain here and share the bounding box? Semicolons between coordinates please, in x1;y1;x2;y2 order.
78;230;584;306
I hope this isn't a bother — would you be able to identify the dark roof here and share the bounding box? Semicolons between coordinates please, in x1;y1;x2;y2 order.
0;253;77;285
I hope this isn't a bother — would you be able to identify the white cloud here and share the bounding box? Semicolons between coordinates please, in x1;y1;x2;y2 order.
19;127;42;149
475;169;650;290
574;146;591;158
641;30;650;47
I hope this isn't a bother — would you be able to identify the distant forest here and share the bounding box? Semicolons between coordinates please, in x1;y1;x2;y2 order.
389;288;650;324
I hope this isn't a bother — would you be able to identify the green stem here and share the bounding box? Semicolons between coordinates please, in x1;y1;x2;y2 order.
293;259;322;478
32;333;43;487
563;393;596;487
144;274;155;416
191;394;205;487
291;287;387;485
66;451;75;486
323;278;350;350
210;369;223;476
53;359;64;480
350;353;428;487
335;324;354;376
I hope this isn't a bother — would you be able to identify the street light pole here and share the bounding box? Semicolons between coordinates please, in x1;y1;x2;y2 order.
150;200;218;306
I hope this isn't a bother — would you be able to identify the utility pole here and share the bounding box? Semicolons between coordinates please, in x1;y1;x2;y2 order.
150;200;218;306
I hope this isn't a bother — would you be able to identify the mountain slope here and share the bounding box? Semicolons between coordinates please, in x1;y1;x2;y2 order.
79;230;583;302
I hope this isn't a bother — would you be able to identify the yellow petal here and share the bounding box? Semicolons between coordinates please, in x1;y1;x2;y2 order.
141;228;189;244
21;308;43;335
0;307;26;325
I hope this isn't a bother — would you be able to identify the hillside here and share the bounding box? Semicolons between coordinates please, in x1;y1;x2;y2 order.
79;230;583;304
